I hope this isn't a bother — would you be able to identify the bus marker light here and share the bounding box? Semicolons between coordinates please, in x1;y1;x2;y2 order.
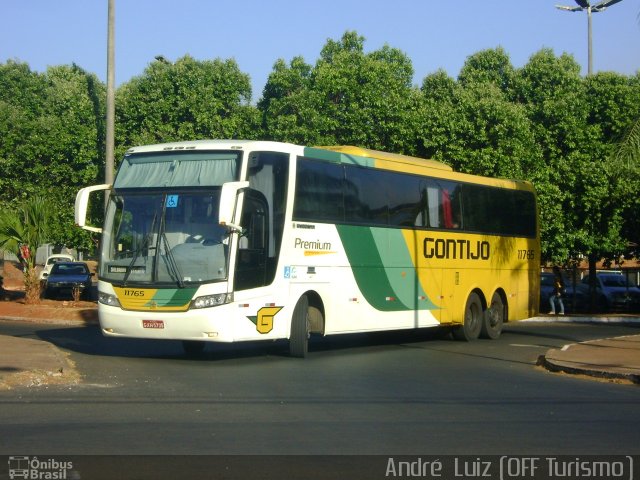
239;303;249;308
386;297;396;302
206;332;218;338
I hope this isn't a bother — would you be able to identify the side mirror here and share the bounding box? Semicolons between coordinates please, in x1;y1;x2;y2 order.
75;184;111;233
219;181;249;232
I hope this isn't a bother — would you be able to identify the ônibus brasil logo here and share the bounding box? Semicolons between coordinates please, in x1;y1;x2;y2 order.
7;456;73;480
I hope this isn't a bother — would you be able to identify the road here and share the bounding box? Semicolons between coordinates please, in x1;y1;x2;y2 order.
0;320;639;477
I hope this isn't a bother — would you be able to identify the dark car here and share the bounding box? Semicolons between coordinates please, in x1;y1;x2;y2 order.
581;272;640;313
540;271;588;313
43;262;94;300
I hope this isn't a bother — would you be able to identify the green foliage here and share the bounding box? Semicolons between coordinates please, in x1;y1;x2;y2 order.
0;61;102;253
258;56;321;144
1;33;639;267
0;196;56;302
260;31;420;154
115;55;260;159
611;112;640;258
457;47;516;94
0;195;54;263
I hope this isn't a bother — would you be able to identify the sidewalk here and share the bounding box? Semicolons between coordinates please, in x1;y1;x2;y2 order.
523;316;640;384
539;334;640;383
0;286;96;389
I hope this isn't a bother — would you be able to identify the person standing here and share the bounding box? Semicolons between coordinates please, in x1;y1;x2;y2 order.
549;266;565;315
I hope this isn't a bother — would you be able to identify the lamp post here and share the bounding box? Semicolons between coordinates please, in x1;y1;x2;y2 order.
555;0;624;75
105;0;115;210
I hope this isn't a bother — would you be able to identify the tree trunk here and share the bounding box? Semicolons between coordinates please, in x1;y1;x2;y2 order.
23;266;41;304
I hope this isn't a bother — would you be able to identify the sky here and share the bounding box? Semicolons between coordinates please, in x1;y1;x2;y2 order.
1;0;639;102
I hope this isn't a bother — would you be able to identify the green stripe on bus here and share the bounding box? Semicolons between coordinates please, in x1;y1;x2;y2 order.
147;288;198;307
371;229;439;310
303;147;375;167
336;225;438;312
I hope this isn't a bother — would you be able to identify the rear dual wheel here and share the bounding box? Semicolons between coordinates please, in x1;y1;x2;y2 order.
453;292;504;341
453;293;483;341
481;292;504;340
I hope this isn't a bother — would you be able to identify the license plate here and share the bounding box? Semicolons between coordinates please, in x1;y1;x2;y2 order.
142;320;164;329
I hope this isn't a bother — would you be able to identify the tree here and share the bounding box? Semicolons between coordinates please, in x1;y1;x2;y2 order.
586;72;640;260
514;49;593;263
609;75;640;260
259;31;421;153
457;47;516;95
417;50;541;184
116;55;260;159
0;197;55;303
258;56;322;144
510;51;639;310
415;69;459;161
0;61;103;254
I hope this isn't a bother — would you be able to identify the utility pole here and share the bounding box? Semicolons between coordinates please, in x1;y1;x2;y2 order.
586;3;593;75
555;0;624;75
105;0;115;210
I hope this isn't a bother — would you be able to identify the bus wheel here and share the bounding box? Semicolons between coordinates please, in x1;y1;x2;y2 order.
481;292;504;340
453;292;482;341
183;340;206;356
289;295;310;358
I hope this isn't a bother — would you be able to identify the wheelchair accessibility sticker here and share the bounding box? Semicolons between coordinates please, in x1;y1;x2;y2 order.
166;195;179;208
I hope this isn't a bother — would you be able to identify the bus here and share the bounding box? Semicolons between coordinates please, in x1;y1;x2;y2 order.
75;140;540;357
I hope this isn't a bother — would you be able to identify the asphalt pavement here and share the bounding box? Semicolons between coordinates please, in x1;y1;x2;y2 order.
0;310;639;388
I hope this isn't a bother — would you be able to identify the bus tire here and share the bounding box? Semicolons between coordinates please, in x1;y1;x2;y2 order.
481;292;504;340
183;340;206;356
453;292;482;341
289;295;310;358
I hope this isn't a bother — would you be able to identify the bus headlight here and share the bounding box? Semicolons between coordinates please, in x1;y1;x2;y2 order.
98;291;121;307
191;293;233;309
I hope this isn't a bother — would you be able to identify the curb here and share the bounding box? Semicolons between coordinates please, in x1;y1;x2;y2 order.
0;315;98;326
523;316;640;325
537;354;640;384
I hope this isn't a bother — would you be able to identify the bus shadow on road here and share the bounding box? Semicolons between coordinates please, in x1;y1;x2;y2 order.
34;324;461;362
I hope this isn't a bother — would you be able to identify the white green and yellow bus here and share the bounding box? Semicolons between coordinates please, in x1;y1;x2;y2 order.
75;140;540;357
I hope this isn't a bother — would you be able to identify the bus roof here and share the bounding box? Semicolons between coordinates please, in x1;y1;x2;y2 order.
313;145;453;172
121;140;533;192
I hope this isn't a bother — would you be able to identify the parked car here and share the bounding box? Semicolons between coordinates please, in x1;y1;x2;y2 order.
581;272;640;312
39;253;75;280
43;262;94;300
540;271;589;313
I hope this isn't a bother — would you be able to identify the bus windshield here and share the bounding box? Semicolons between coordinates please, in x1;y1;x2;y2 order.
100;191;230;286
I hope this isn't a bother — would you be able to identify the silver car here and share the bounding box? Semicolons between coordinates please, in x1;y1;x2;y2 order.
581;273;640;312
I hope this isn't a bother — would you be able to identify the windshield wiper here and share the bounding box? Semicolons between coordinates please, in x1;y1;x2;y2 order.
158;199;185;288
122;212;157;286
160;231;185;288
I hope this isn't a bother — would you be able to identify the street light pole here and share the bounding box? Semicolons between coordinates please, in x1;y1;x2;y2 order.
105;0;115;211
555;0;624;76
586;4;593;75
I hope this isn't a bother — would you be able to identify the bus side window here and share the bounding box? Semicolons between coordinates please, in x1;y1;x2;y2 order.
418;181;461;230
